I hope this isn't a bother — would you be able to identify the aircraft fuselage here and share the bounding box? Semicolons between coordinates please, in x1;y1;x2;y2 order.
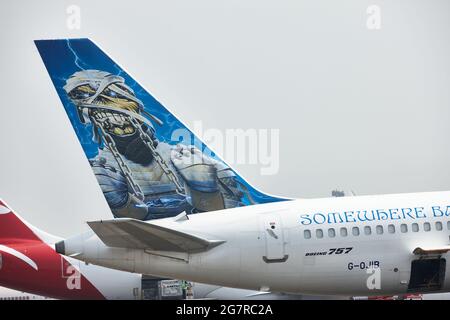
63;191;450;296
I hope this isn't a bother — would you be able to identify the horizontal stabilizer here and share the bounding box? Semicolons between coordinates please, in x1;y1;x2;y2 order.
87;218;225;253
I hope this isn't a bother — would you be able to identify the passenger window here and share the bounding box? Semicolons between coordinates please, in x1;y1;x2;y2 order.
388;224;395;234
376;225;383;235
401;224;408;233
423;222;431;232
340;227;348;237
364;226;371;235
412;223;419;232
304;230;311;239
328;228;336;238
316;229;324;239
436;222;443;231
352;227;360;236
447;221;450;230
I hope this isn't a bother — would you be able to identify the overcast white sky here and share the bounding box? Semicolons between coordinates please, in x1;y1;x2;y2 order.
0;0;449;236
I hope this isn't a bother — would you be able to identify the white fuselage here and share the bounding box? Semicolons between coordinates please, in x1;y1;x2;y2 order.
65;191;450;296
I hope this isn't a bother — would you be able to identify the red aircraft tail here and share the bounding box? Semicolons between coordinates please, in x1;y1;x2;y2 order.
0;199;105;299
0;199;44;244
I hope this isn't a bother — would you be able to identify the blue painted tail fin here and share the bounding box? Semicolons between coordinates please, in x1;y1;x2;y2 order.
35;38;287;221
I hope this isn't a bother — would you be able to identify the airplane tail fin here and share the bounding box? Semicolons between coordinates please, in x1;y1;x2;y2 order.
35;38;288;221
0;199;59;245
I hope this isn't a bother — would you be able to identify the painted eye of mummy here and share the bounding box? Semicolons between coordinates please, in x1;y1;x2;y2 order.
111;126;134;136
124;127;134;134
113;127;124;135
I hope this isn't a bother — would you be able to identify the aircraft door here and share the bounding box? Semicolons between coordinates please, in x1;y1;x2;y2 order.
260;214;288;263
